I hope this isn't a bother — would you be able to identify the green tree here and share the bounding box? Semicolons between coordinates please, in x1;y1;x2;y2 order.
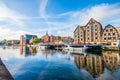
7;40;12;43
56;36;61;40
32;38;40;43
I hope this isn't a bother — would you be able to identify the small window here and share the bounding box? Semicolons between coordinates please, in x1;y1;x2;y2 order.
96;37;97;39
108;33;111;36
106;30;108;32
104;34;106;36
110;29;113;31
108;37;111;40
113;37;116;40
113;33;115;35
104;38;106;40
95;25;97;27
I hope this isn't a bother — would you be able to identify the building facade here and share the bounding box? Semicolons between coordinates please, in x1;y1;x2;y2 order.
116;27;120;40
20;34;37;45
101;25;119;46
74;26;85;44
74;18;120;46
85;18;103;44
42;33;50;43
41;33;56;43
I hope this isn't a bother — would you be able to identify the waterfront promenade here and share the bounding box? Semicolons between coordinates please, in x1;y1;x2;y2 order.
0;58;13;80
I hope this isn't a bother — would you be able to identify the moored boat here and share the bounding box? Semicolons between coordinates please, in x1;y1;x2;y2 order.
63;44;88;54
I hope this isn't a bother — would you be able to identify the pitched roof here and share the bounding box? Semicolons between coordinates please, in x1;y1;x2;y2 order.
74;25;85;33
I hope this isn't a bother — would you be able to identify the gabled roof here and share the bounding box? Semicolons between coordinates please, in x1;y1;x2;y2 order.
74;25;85;33
103;24;119;37
103;24;117;31
85;18;102;27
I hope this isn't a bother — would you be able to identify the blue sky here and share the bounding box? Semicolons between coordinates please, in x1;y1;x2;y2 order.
0;0;120;39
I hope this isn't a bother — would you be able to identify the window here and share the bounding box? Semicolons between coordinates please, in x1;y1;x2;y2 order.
108;37;111;40
106;30;108;32
95;25;97;27
110;29;113;31
104;38;106;40
96;37;97;39
113;37;116;40
113;33;115;35
81;39;82;41
104;34;106;36
88;38;89;40
108;33;111;36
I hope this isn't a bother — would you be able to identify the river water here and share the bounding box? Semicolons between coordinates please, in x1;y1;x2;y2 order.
0;46;120;80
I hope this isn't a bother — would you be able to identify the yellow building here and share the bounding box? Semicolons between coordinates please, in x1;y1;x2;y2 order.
74;18;120;46
102;25;119;46
74;18;103;44
85;18;103;44
116;27;120;40
74;25;85;44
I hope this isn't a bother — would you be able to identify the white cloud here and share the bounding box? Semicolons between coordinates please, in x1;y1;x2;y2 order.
37;3;120;38
59;3;120;27
39;0;49;19
0;1;30;40
1;1;120;40
0;1;27;27
0;27;30;40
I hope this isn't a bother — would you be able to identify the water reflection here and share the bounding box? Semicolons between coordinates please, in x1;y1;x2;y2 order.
74;51;120;79
103;51;119;72
20;46;37;56
1;46;120;80
74;54;103;78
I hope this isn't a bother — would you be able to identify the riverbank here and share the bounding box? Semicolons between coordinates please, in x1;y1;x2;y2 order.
0;58;14;80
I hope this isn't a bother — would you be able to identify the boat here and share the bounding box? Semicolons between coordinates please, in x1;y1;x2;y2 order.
39;45;51;50
86;44;102;52
62;44;88;54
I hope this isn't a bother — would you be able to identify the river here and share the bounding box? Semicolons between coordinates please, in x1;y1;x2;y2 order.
0;46;120;80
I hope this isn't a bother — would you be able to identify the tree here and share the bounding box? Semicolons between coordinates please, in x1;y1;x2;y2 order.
56;36;61;40
7;40;12;43
32;38;40;43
